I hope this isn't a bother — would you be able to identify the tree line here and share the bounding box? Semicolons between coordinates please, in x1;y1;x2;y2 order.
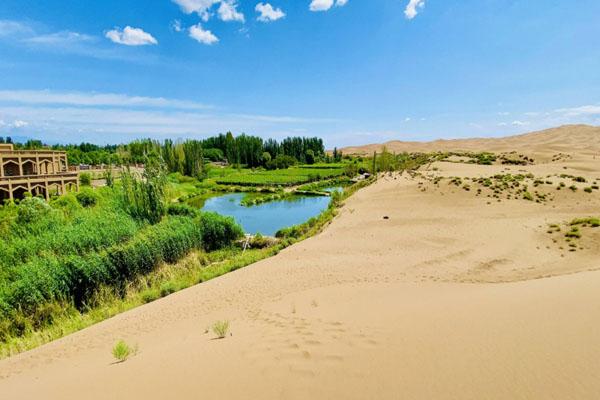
2;133;327;173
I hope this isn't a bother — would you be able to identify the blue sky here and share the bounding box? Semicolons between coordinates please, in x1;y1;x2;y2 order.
0;0;599;147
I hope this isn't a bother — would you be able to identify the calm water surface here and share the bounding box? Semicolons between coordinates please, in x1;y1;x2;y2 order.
201;193;332;236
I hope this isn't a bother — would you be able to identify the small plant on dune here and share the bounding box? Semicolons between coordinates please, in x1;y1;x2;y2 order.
571;217;600;228
565;227;581;239
112;340;136;363
212;320;230;339
523;191;534;201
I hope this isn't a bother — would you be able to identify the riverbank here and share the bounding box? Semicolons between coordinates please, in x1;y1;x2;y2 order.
1;136;599;397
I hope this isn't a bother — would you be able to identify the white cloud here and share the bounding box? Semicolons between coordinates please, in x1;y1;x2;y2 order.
12;120;28;128
555;105;600;117
218;0;245;22
171;20;183;32
26;31;95;45
511;120;528;126
172;0;219;21
256;3;286;22
0;21;145;61
0;90;211;110
105;26;158;46
0;20;33;37
0;90;338;143
405;0;426;20
189;23;219;45
310;0;348;12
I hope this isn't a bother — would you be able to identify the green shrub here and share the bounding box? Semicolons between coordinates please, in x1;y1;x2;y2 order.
140;289;160;304
76;188;99;207
112;340;135;363
79;173;92;186
199;212;244;251
212;320;230;339
16;197;52;224
51;194;82;214
159;282;177;297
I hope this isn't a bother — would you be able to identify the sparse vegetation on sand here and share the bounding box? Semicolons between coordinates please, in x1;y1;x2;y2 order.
112;340;136;363
212;320;230;339
546;217;599;253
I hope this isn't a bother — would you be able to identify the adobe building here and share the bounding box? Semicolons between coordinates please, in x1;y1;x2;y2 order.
0;143;79;202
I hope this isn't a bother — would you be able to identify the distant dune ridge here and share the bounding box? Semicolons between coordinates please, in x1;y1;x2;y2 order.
341;124;600;156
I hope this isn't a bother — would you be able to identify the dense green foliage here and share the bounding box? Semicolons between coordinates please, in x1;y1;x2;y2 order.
120;159;167;224
0;172;243;342
214;166;345;187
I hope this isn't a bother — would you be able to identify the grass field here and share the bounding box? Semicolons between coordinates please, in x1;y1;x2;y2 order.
213;166;345;187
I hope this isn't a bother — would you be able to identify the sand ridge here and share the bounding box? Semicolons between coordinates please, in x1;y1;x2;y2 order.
1;127;600;399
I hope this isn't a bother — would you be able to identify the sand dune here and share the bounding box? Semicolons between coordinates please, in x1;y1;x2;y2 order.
341;124;600;159
1;127;600;399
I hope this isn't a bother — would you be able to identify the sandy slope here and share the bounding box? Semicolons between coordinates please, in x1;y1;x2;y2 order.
341;124;600;160
1;128;600;399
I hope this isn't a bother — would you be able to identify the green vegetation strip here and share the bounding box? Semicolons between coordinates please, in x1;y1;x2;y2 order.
0;177;374;358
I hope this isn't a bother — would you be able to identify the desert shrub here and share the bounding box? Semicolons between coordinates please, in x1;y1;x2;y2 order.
112;340;135;363
79;173;92;186
571;217;600;228
76;188;99;207
212;320;230;339
198;212;244;251
565;227;581;239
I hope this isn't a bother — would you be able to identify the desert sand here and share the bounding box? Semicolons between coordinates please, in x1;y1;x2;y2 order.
1;125;599;399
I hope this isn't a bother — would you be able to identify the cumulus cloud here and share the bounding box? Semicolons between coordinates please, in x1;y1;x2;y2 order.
256;3;286;22
105;26;158;46
404;0;426;20
218;0;245;22
173;0;244;22
172;0;219;20
309;0;348;12
189;23;219;45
